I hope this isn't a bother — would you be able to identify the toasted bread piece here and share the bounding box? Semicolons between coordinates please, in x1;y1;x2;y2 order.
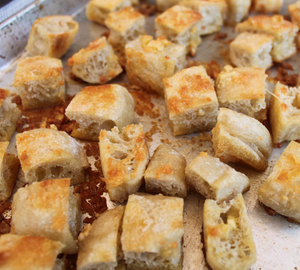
288;2;300;49
252;0;283;14
224;0;251;26
157;0;181;12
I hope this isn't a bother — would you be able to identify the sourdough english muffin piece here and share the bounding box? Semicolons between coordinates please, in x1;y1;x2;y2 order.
86;0;131;25
203;194;256;270
216;65;267;121
144;144;187;198
11;178;81;254
125;35;186;96
252;0;283;14
77;206;125;270
68;37;123;84
258;141;300;223
164;65;218;136
65;85;135;141
99;124;149;202
14;56;66;110
16;128;89;185
236;15;299;62
105;7;145;51
155;5;202;56
224;0;251;26
122;194;184;270
185;152;249;202
212;108;272;172
288;2;300;49
0;234;64;270
157;0;181;12
26;15;78;58
229;32;274;69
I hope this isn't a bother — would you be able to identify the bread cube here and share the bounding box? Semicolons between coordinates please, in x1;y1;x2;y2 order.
0;89;21;141
252;0;283;14
121;194;184;270
236;15;299;62
26;15;78;58
66;84;135;141
288;2;300;49
105;7;145;51
86;0;131;25
230;32;274;69
125;35;186;96
203;194;256;270
157;0;181;12
14;56;66;110
16;128;89;185
216;65;267;121
144;144;187;198
269;82;300;144
99;124;149;203
224;0;251;26
164;65;219;136
155;5;202;56
68;37;123;84
11;178;81;254
212;108;272;172
186;152;249;202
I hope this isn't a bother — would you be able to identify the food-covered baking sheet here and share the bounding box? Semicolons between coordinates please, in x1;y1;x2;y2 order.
1;0;300;269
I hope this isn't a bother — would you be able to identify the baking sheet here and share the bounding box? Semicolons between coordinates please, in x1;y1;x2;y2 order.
1;0;300;269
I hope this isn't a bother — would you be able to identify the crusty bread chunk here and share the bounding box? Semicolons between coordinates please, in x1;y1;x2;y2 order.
155;5;202;56
77;206;125;270
122;194;184;270
68;37;123;84
0;142;19;202
164;65;219;135
258;141;300;223
230;32;274;69
224;0;251;26
236;15;299;62
216;65;267;121
0;89;21;141
66;84;135;141
212;108;272;172
26;15;78;58
144;144;187;198
99;124;149;203
269;82;300;144
186;152;249;202
86;0;131;25
125;35;186;96
0;234;64;270
157;0;181;12
203;194;256;270
105;7;145;51
14;56;66;110
11;178;81;254
288;2;300;49
252;0;283;14
16;128;89;185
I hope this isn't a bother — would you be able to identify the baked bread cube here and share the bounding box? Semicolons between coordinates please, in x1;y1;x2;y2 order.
121;194;184;270
77;206;125;270
185;152;249;202
144;144;187;198
269;82;300;144
66;84;135;141
157;0;181;12
229;32;274;69
14;56;66;110
164;65;219;136
203;194;256;270
99;124;149;202
26;15;79;58
0;89;21;141
216;65;267;121
252;0;283;14
11;178;81;254
224;0;251;26
0;234;64;270
0;142;19;202
212;108;272;172
288;2;300;49
105;6;146;51
16;128;89;185
236;15;299;62
86;0;131;25
125;35;186;96
155;5;202;56
68;37;123;84
258;141;300;223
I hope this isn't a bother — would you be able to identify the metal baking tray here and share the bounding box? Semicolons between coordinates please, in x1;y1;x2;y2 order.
1;0;300;269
